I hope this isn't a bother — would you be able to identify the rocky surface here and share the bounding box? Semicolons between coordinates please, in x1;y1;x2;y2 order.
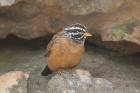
0;36;140;93
0;0;140;53
0;71;29;93
47;69;122;93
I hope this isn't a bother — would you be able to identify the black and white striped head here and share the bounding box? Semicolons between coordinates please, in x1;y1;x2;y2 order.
64;23;92;44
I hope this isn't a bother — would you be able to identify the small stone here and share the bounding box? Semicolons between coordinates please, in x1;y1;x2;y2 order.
0;71;29;93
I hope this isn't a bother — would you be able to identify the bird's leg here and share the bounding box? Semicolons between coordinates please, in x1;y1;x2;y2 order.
69;68;76;74
58;70;65;76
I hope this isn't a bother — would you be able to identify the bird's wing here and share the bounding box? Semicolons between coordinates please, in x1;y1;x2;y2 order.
45;31;64;57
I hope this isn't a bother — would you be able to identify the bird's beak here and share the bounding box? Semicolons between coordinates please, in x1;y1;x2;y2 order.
84;32;92;37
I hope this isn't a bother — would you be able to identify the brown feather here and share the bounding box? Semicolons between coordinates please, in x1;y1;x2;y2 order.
47;37;85;71
45;31;65;57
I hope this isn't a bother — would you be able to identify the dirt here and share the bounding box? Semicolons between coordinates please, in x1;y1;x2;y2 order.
0;35;140;93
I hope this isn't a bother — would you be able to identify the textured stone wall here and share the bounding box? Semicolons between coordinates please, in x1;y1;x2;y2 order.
0;0;140;54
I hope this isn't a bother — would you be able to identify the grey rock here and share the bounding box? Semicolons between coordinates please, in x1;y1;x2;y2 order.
47;69;122;93
0;42;140;93
52;0;123;15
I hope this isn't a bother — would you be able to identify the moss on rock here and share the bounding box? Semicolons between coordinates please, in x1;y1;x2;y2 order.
112;17;140;36
113;24;126;36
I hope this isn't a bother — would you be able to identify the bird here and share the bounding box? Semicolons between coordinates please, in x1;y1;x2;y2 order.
41;23;92;76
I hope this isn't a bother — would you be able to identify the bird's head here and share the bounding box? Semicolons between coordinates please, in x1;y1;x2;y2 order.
64;23;92;44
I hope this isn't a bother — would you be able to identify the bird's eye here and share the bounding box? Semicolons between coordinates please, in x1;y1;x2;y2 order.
79;32;83;35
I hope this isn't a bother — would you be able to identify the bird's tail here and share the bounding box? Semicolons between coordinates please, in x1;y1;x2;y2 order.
41;65;53;76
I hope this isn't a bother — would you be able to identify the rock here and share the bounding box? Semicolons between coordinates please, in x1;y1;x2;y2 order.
0;0;15;6
0;0;140;54
47;69;122;93
0;71;29;93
